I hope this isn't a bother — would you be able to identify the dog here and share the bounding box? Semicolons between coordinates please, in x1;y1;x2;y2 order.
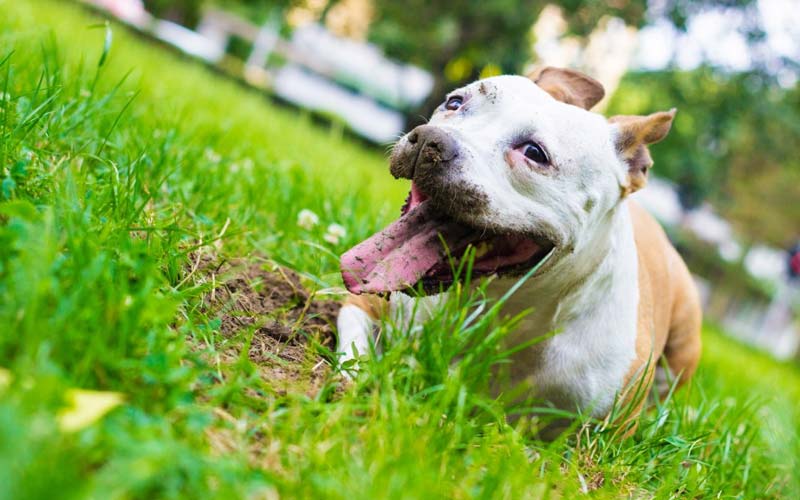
336;67;702;425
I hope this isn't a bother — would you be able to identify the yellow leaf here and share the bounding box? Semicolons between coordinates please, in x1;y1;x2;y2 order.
57;389;124;432
444;56;473;82
479;63;502;79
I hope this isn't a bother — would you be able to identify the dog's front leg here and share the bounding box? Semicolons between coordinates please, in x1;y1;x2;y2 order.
337;294;388;369
336;293;447;373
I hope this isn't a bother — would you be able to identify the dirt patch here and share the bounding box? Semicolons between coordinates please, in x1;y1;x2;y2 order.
191;253;341;396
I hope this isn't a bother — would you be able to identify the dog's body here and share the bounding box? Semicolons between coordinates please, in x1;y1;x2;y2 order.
337;68;701;421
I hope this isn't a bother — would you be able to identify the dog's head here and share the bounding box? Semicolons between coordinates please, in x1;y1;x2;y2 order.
342;67;675;295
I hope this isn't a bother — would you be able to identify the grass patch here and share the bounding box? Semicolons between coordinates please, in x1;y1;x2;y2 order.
0;1;798;498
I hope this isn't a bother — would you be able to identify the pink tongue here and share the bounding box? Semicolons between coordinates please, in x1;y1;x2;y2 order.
341;201;476;294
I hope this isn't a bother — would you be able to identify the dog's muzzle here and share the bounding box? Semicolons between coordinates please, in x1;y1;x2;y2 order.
390;125;460;180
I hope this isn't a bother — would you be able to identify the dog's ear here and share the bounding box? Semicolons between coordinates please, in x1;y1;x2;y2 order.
529;66;605;110
609;109;677;196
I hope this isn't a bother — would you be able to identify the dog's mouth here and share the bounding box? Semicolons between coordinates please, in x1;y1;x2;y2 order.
341;184;555;295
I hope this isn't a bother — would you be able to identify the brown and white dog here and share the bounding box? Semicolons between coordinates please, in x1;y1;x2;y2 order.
336;67;702;422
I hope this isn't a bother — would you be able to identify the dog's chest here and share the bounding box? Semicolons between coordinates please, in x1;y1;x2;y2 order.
514;303;638;416
489;243;640;416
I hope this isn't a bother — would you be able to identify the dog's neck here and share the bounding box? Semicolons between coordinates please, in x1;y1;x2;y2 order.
491;199;639;340
489;199;641;414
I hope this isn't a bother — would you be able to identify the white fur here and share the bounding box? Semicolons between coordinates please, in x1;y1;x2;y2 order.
489;202;639;416
337;75;641;415
336;293;446;366
336;305;374;367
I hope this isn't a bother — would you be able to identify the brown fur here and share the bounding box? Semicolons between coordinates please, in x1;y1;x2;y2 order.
529;66;606;111
615;201;702;433
609;110;677;196
344;294;388;321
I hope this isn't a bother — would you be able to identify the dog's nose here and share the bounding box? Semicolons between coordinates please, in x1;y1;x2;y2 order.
391;125;459;180
407;128;420;145
413;125;459;163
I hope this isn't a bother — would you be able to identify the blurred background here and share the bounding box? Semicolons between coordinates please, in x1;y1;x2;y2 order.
81;0;799;359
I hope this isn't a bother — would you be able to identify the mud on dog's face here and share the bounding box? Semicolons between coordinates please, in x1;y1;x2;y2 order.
341;68;675;295
391;71;622;250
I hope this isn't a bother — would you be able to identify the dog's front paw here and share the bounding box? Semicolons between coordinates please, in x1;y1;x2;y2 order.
336;303;376;377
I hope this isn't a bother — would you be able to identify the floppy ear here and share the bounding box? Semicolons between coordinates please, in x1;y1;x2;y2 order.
609;109;677;196
528;66;605;110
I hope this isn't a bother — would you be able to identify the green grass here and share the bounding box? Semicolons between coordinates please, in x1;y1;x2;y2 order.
1;1;799;498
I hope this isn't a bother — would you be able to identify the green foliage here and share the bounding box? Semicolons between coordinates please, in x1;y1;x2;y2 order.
366;0;648;120
608;68;800;246
142;0;205;27
0;1;797;499
211;0;298;25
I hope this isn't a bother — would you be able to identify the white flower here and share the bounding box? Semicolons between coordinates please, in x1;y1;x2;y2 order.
204;148;221;163
297;209;319;230
323;223;347;245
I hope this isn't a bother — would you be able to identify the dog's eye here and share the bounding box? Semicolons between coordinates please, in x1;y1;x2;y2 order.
521;142;548;164
444;95;463;111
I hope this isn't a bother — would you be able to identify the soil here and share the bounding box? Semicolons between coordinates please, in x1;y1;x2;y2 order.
192;253;341;396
